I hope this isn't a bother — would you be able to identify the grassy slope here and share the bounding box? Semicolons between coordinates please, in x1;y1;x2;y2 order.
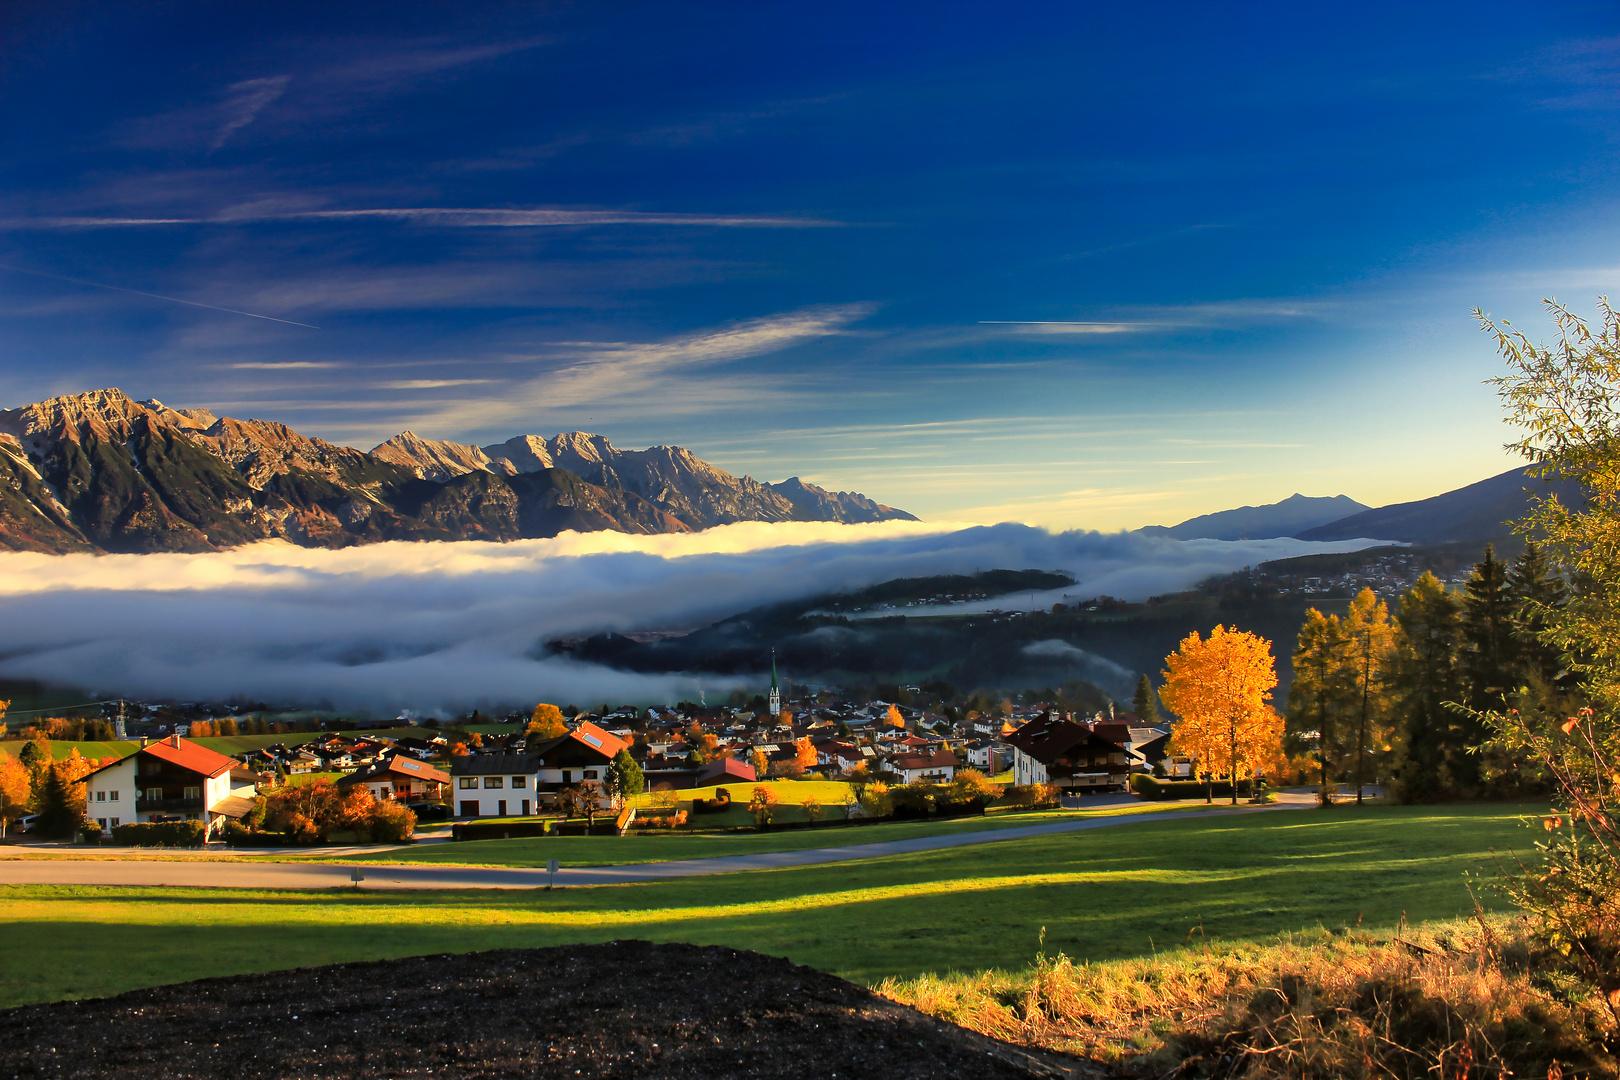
0;740;136;762
315;802;1200;867
0;804;1538;1007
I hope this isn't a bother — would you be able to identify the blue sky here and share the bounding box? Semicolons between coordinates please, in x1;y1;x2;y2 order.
3;1;1619;529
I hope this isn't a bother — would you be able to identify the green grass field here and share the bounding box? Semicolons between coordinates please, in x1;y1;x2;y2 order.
317;801;1200;867
0;739;136;762
0;804;1541;1008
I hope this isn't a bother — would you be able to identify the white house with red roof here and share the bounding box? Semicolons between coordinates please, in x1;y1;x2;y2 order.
80;735;261;838
885;744;960;784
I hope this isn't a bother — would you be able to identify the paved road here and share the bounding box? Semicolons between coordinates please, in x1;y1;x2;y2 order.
0;802;1297;891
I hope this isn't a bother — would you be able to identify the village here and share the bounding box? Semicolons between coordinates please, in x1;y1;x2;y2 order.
28;664;1180;844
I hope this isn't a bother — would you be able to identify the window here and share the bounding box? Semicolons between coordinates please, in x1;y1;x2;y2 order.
484;776;503;789
110;818;119;827
96;818;106;829
183;786;201;800
95;790;105;802
146;788;162;802
511;775;527;788
109;790;118;801
458;777;477;789
583;770;599;780
561;770;571;783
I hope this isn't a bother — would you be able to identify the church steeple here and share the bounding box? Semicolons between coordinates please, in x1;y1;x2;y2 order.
768;649;781;717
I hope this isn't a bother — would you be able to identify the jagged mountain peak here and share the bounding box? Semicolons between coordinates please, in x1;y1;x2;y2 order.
370;430;516;481
0;388;917;554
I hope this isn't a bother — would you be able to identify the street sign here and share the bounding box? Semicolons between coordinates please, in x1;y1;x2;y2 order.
350;867;365;888
547;858;559;889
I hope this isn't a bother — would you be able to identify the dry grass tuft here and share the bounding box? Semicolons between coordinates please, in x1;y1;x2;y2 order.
878;917;1617;1078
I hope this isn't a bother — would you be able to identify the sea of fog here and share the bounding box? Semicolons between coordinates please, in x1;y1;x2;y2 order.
0;522;1387;715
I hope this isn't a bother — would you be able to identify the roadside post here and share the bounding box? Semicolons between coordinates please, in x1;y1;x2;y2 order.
350;867;364;890
547;858;559;889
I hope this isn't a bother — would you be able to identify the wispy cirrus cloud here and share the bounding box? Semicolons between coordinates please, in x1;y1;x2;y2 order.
115;37;549;151
393;305;876;437
210;76;289;149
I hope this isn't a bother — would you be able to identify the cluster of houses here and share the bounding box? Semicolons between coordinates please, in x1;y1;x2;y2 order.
70;690;1179;833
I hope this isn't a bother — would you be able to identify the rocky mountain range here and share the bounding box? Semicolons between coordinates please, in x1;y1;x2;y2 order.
0;389;915;554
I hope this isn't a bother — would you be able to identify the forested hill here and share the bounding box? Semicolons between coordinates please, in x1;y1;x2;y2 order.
1295;467;1581;545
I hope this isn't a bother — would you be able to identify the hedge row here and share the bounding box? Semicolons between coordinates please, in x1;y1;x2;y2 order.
111;821;207;847
1130;774;1260;800
449;819;620;840
222;822;312;847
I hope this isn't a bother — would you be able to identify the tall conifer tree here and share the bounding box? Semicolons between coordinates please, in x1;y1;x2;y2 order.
1131;674;1160;726
1389;572;1464;800
1507;539;1569;691
1459;545;1517;713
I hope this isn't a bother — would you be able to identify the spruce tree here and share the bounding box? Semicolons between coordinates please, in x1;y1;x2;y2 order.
32;763;79;837
1507;539;1568;690
1389;572;1464;800
1131;674;1160;726
1459;545;1517;713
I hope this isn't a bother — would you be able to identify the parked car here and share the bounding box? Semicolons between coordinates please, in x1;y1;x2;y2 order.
405;802;452;822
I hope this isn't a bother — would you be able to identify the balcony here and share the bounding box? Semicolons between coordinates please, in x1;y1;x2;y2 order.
135;796;203;814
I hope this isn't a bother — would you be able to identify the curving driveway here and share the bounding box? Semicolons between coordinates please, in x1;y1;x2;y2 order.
0;801;1300;890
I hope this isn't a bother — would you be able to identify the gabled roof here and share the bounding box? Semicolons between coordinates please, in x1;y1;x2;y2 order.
78;735;238;784
889;745;960;771
1004;717;1102;765
696;757;757;785
342;753;450;785
1004;718;1134;767
449;751;540;776
569;720;628;758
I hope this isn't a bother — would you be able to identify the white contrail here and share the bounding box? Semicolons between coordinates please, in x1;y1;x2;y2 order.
0;264;320;328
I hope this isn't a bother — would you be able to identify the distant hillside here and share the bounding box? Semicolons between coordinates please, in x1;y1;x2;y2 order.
1141;493;1370;541
1295;467;1581;544
0;389;915;554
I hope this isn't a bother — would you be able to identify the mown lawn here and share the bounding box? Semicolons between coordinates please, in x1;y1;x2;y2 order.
0;804;1540;1008
305;800;1202;867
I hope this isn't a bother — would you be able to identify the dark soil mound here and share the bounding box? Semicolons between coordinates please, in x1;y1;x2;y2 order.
1;941;1110;1079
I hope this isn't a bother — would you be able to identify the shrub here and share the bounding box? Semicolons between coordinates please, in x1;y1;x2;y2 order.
1001;783;1060;809
222;821;305;847
368;800;416;843
890;781;938;815
945;768;1003;806
112;820;206;847
857;781;892;819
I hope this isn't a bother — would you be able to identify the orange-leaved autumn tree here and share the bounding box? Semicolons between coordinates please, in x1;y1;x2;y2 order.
527;703;567;740
1161;625;1281;804
0;754;29;836
884;704;905;728
794;736;818;773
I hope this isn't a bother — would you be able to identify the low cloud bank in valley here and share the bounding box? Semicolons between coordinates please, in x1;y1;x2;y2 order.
0;522;1381;714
